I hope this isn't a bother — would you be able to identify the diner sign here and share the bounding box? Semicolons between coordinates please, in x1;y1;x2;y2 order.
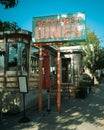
32;12;86;43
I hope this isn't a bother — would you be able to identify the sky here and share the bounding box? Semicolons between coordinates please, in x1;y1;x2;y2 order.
0;0;104;46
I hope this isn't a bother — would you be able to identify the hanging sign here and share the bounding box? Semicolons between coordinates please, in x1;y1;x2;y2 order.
32;12;86;43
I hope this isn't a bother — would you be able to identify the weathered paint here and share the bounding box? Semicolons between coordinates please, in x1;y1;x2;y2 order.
32;12;86;43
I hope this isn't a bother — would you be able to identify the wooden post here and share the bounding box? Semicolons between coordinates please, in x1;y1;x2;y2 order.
57;43;61;112
4;36;7;87
38;45;43;112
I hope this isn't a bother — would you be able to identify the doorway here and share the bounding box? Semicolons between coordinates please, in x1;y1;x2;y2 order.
61;58;71;83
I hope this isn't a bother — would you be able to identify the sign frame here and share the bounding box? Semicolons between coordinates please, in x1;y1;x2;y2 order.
18;75;28;93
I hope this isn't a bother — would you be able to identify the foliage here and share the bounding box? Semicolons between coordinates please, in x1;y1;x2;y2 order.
82;28;104;84
83;30;100;76
76;80;88;99
95;47;104;70
62;41;85;47
0;0;18;9
82;30;103;85
82;73;92;81
0;20;21;31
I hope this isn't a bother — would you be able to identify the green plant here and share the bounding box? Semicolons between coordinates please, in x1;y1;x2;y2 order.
76;80;90;99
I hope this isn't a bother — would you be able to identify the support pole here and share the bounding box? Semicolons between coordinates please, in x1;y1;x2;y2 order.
57;43;61;113
38;45;43;112
19;93;30;123
47;89;51;113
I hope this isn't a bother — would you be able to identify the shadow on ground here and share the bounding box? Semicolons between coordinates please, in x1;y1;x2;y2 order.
1;84;104;130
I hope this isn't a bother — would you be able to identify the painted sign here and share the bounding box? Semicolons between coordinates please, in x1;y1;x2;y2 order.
32;12;86;43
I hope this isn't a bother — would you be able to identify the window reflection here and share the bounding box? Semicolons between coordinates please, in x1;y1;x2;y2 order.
8;43;17;70
7;41;28;73
18;43;28;72
0;40;5;73
0;55;4;71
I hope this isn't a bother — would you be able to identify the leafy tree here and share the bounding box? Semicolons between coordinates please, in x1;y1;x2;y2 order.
0;20;21;31
83;29;101;84
0;0;18;9
84;32;100;72
0;0;20;31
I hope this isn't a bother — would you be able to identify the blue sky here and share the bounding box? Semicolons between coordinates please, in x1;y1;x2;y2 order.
0;0;104;46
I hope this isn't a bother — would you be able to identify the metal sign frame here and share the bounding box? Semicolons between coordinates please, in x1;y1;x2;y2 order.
18;75;28;93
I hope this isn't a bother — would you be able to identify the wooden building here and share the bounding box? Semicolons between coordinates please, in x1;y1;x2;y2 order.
0;30;84;114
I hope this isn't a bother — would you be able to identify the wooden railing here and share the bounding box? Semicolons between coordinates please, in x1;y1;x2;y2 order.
0;74;61;91
50;83;77;99
0;74;39;89
29;74;39;89
0;75;18;89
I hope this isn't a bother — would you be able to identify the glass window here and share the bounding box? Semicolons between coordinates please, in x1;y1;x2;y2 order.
62;58;71;83
17;43;28;72
30;46;39;74
8;43;17;71
7;41;29;74
0;40;5;74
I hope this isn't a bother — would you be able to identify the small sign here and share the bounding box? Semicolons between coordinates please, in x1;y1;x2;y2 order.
18;76;28;93
32;12;86;43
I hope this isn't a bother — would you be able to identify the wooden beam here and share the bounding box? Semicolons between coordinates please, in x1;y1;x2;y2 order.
56;43;62;112
38;45;43;112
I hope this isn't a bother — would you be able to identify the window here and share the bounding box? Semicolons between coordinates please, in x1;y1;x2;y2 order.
30;46;39;74
7;40;29;74
8;43;17;71
18;43;28;72
0;40;5;73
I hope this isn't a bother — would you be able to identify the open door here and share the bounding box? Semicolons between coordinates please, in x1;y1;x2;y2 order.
62;58;71;83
